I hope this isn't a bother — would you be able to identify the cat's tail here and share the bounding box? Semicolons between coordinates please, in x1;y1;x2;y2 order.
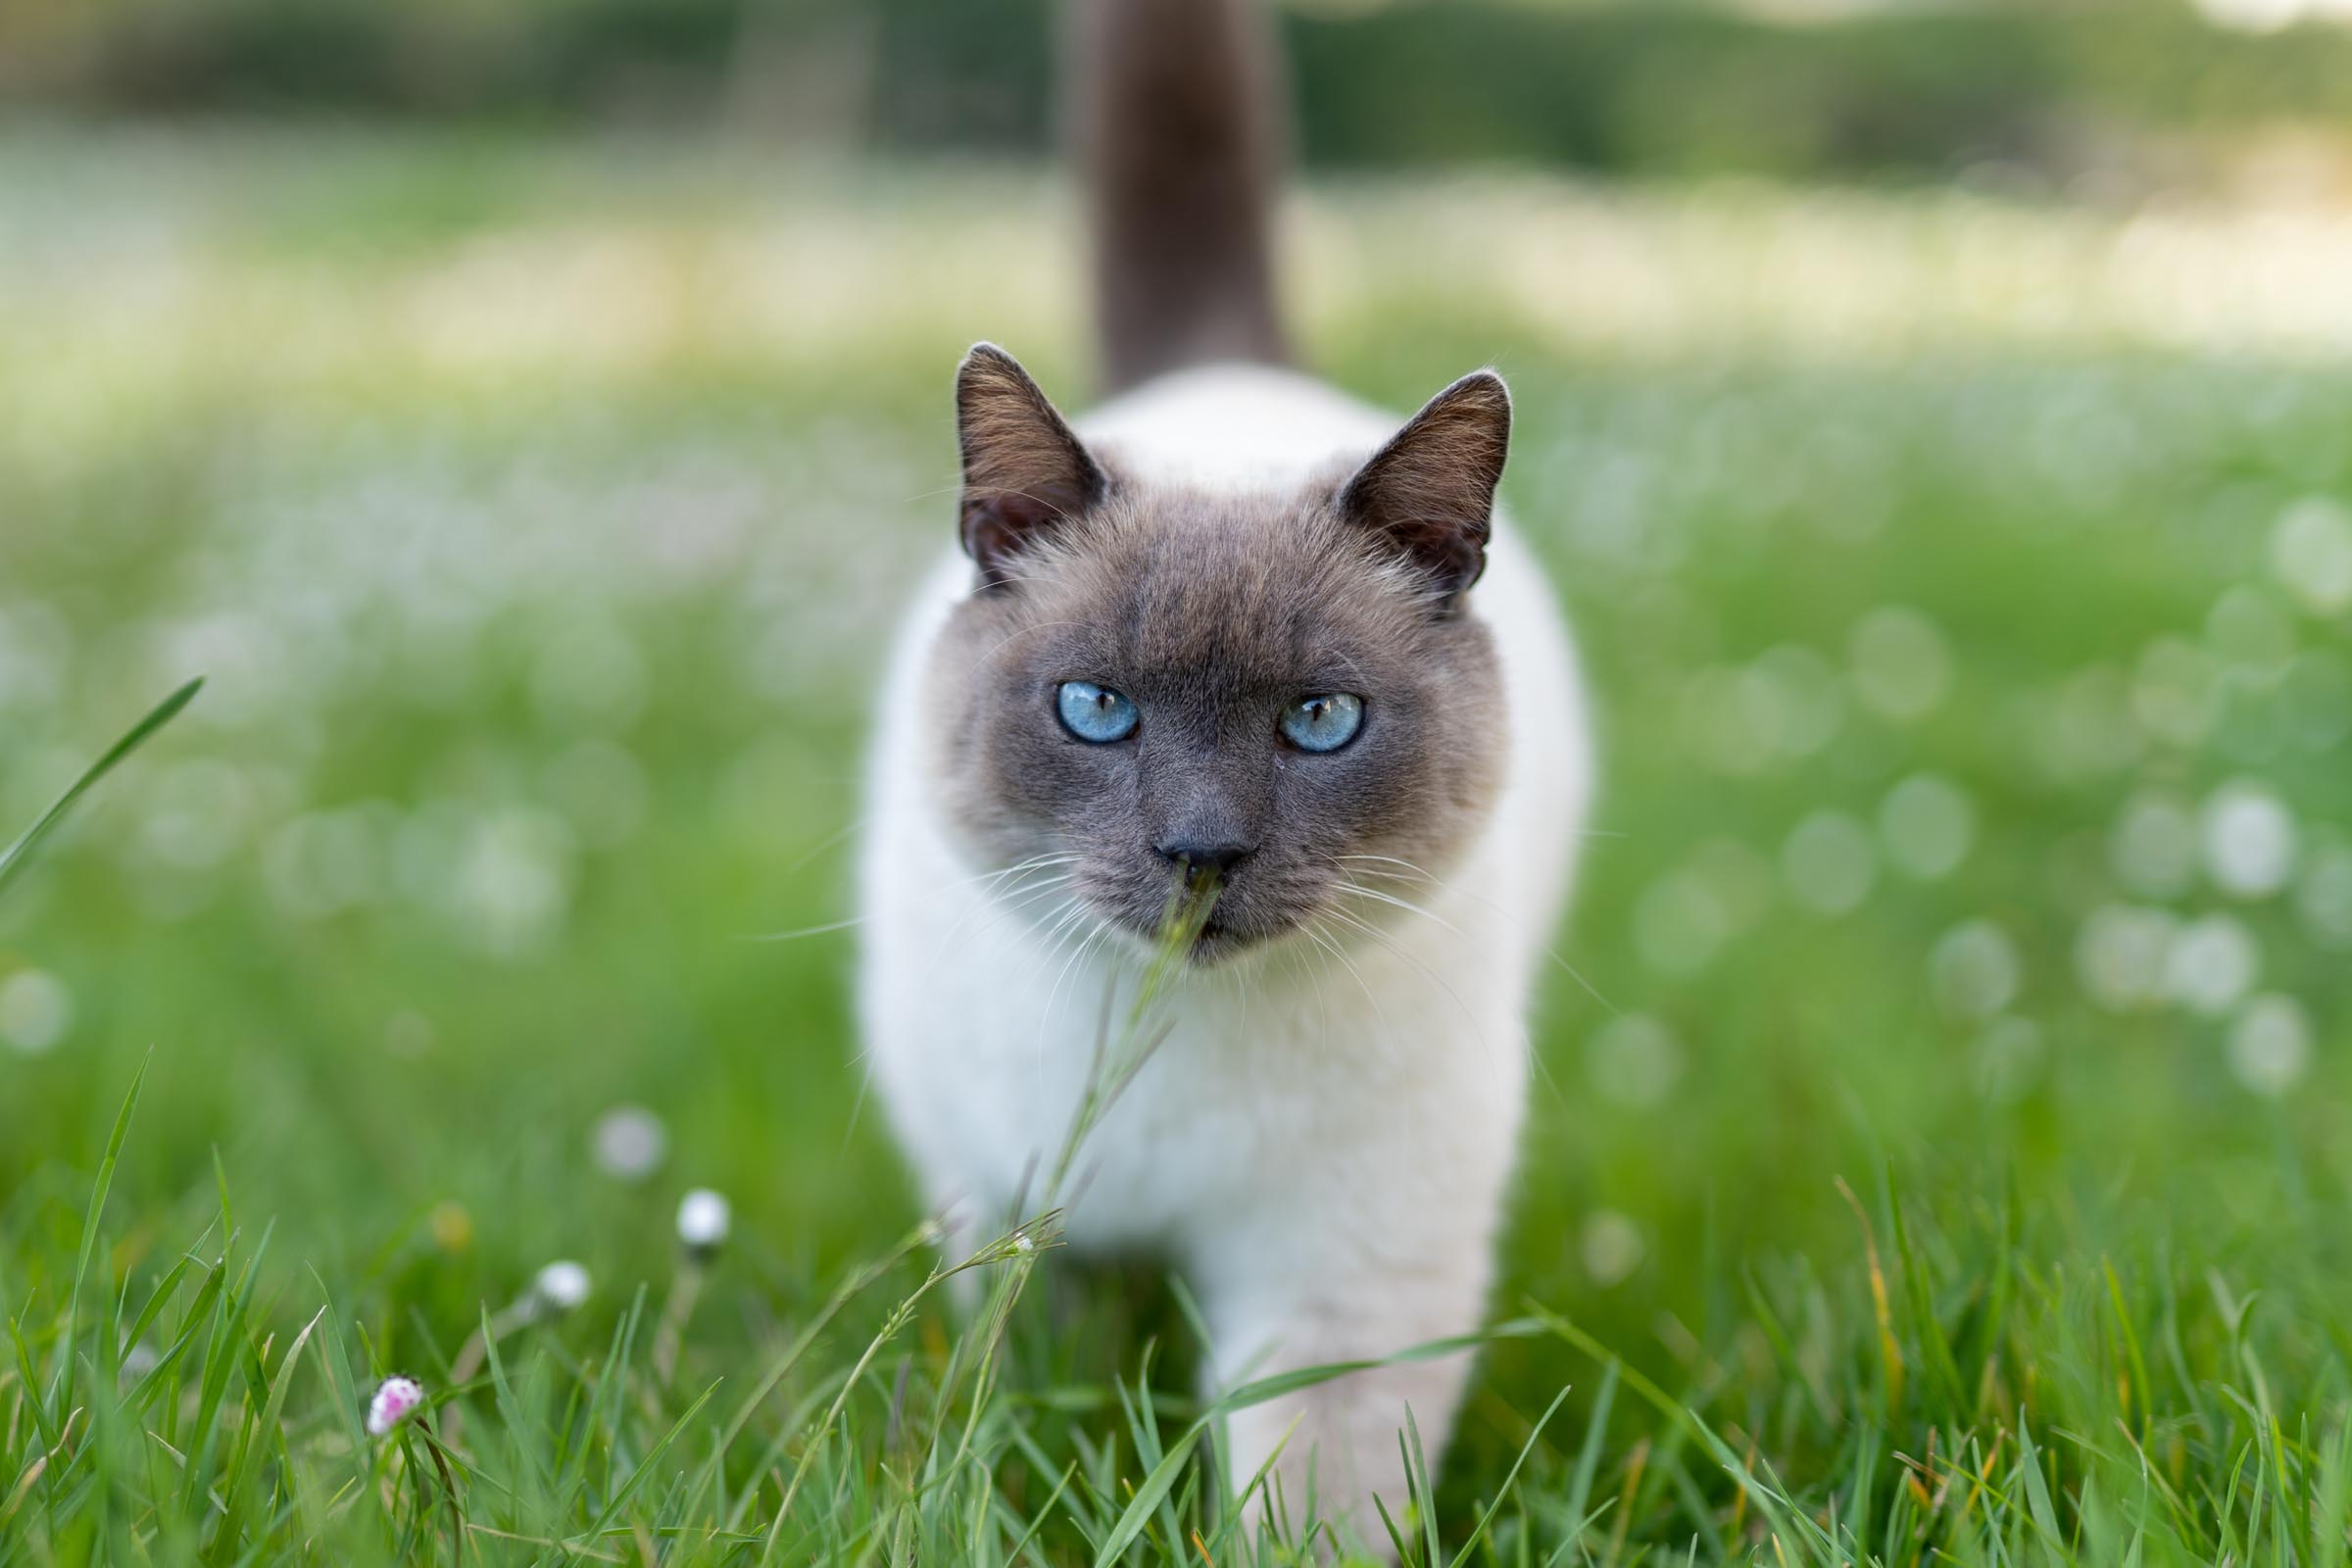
1070;0;1291;395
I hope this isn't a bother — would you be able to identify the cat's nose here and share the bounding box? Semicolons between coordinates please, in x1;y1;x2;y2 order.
1154;838;1256;881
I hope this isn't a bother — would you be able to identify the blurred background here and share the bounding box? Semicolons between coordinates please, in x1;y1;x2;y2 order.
8;0;2352;1505
15;0;2352;187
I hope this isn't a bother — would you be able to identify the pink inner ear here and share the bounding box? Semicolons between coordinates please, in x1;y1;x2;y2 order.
1338;374;1509;600
1339;462;1497;600
964;490;1080;588
954;347;1105;587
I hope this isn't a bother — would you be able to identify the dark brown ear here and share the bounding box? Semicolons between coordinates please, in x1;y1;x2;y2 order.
956;344;1107;590
1339;370;1510;604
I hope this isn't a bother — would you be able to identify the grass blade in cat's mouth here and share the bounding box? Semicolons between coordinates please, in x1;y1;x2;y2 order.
1145;867;1228;963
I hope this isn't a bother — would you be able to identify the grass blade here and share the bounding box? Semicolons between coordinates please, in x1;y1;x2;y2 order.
0;677;202;899
51;1055;150;1441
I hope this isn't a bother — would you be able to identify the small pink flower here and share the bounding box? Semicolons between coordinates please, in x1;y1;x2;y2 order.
366;1375;426;1437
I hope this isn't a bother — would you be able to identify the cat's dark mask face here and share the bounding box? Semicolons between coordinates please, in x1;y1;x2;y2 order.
924;346;1511;962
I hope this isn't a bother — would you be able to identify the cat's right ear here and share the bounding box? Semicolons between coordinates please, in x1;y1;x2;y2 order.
956;344;1107;590
1338;369;1510;608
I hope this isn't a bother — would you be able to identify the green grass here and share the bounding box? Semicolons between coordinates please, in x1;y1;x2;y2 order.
5;126;2352;1563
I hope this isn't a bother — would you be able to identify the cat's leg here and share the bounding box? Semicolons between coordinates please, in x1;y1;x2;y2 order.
1191;1200;1500;1559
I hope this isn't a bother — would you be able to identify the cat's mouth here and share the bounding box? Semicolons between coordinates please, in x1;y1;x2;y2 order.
1067;861;1302;964
1105;912;1243;963
1101;904;1285;965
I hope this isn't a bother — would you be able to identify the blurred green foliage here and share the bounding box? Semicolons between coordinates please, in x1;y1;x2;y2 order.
9;0;2352;181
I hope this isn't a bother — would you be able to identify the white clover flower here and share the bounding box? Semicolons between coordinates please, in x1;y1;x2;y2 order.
120;1341;161;1385
1929;920;2020;1021
1973;1016;2045;1104
1848;606;1952;723
2110;792;2198;899
366;1375;426;1437
1881;773;1975;882
2272;496;2352;616
2202;782;2297;900
676;1188;731;1253
592;1105;667;1182
1782;811;1878;915
2230;995;2313;1097
2077;903;2179;1012
2164;914;2259;1015
2299;844;2352;950
533;1260;593;1313
0;969;73;1055
1585;1013;1684;1108
1632;871;1727;977
1581;1210;1644;1287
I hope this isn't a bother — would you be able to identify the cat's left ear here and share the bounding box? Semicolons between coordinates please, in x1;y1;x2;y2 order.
956;343;1108;591
1339;369;1510;606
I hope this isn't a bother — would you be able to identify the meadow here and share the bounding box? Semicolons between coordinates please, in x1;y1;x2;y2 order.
5;125;2352;1562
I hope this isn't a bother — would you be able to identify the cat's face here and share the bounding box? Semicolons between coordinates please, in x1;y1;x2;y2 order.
924;347;1511;962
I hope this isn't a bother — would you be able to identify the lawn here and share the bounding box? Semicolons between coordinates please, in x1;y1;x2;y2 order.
4;125;2352;1563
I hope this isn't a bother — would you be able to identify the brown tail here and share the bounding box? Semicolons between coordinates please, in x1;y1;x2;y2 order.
1069;0;1291;395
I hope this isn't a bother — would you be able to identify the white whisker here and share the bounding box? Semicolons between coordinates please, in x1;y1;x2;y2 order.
1332;853;1614;1013
763;850;1082;945
750;913;868;943
1317;902;1505;1071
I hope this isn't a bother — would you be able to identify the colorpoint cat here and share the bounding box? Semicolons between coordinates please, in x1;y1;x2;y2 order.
859;0;1592;1548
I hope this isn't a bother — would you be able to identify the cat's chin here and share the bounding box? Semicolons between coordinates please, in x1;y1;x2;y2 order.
1185;918;1260;966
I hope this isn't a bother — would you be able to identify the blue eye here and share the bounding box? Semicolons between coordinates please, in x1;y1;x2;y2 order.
1282;693;1364;753
1056;680;1139;743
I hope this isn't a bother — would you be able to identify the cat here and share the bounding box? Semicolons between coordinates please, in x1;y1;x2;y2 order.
858;0;1592;1550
